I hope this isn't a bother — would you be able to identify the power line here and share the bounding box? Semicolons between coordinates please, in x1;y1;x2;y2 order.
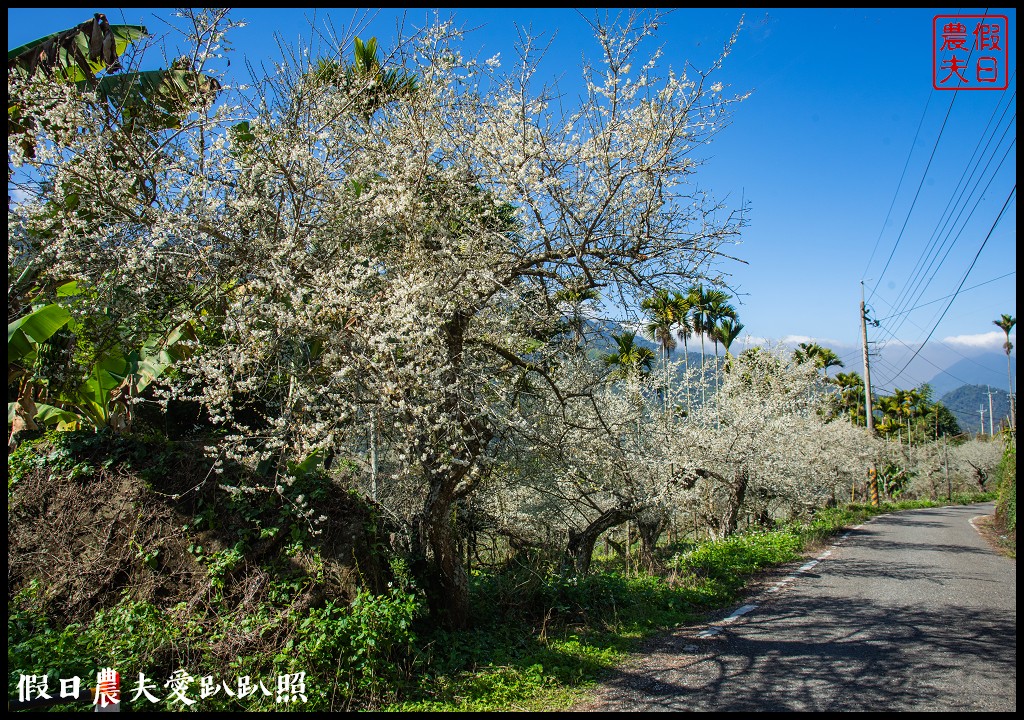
870;277;1017;380
861;91;935;282
866;89;960;305
873;314;1009;386
887;183;1016;385
866;22;1004;309
875;271;1016;323
881;88;1016;332
870;324;976;390
872;354;929;393
881;120;1016;341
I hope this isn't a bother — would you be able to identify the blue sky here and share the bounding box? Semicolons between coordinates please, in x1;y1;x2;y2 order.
8;8;1017;393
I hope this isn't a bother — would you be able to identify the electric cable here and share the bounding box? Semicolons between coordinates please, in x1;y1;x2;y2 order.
882;89;1015;330
861;92;934;282
882;114;1016;340
876;270;1015;323
886;183;1016;385
866;88;960;305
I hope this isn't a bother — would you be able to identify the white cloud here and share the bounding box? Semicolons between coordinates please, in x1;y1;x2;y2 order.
941;331;1015;351
772;335;857;350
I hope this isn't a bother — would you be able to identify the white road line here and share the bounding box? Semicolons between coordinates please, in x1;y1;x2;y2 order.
694;531;849;641
722;604;758;622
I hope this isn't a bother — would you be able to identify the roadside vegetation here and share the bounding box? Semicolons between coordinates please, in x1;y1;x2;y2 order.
993;436;1016;557
8;428;997;711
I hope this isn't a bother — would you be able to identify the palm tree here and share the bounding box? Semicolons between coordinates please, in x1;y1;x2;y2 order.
603;331;656;380
688;285;711;371
895;388;924;451
793;342;844;377
706;295;738;366
641;289;682;413
993;313;1016;431
815;347;844;377
307;36;418;120
640;289;680;361
876;395;902;439
690;286;734;366
671;290;694;411
689;285;733;399
834;371;865;426
715;317;744;357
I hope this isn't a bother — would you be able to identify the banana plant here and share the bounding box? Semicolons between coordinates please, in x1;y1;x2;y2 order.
9;13;221;155
8;284;196;444
8;14;146;82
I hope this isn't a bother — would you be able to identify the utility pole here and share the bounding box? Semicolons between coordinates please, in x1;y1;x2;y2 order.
986;386;995;436
860;282;875;433
860;282;878;506
979;405;986;437
944;436;951;500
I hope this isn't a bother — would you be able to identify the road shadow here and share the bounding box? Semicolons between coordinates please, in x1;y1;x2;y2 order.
575;594;1015;711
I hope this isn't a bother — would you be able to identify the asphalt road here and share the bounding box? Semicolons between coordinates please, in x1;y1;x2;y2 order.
575;503;1016;712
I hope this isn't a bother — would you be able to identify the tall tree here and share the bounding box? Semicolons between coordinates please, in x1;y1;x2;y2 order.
689;285;733;399
672;290;694;411
794;342;844;377
714;317;744;358
814;347;844;377
875;395;902;438
690;285;733;367
305;35;418;119
10;10;748;630
993;313;1016;431
641;288;682;414
640;289;680;361
706;293;737;363
833;371;866;426
603;331;656;380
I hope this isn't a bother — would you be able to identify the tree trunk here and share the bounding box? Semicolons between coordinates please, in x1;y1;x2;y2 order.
563;508;631;577
636;509;668;571
413;479;470;630
720;468;750;538
1008;350;1017;432
410;311;488;630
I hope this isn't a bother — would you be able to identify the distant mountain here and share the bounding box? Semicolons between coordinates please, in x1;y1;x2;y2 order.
939;384;1012;435
927;353;1016;398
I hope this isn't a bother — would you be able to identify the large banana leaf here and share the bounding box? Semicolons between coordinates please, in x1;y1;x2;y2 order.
8;304;72;365
29;402;84;430
8;14;148;82
9;14;220;144
87;68;222;130
70;351;132;427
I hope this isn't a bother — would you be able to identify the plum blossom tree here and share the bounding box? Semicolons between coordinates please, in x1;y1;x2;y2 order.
669;346;876;536
9;10;748;628
949;437;1004;493
487;354;694;575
